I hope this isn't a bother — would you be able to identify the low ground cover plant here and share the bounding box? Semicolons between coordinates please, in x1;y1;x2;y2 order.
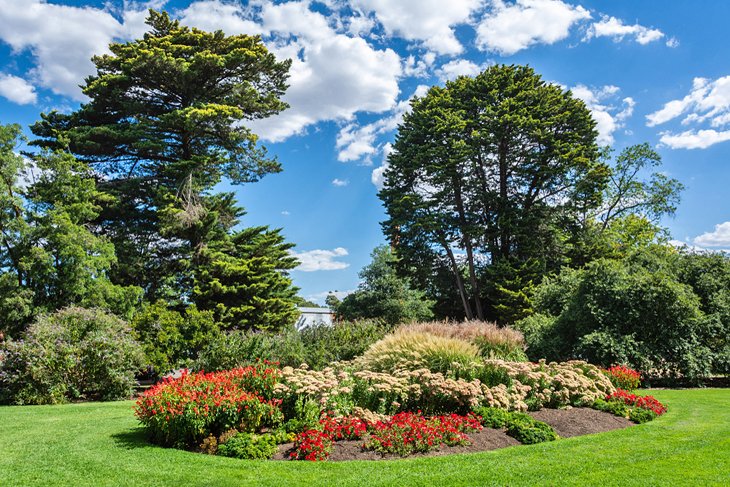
592;389;668;423
363;411;480;456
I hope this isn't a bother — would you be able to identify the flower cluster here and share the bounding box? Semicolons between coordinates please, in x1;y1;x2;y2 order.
603;365;641;391
363;411;480;456
606;389;667;416
290;429;333;461
134;365;283;447
319;414;367;441
275;365;354;416
477;360;616;411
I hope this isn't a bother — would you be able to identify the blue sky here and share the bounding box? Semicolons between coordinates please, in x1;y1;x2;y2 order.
2;0;730;303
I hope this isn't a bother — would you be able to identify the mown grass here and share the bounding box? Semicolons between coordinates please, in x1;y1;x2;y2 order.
1;389;728;486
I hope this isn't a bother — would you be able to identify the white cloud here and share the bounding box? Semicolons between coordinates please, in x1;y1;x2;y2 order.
570;84;635;145
693;222;730;247
178;0;263;36
350;0;483;55
306;288;355;304
0;0;152;100
332;178;349;186
476;0;590;55
335;85;428;162
281;210;290;216
585;15;665;45
435;59;487;81
248;20;402;140
666;37;679;48
648;75;730;148
0;73;37;104
290;247;350;271
371;141;393;189
658;129;730;149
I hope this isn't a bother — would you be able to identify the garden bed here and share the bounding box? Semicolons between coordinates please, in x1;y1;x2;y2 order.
271;408;632;461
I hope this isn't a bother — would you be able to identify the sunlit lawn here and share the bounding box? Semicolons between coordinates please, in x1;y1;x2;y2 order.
1;389;728;486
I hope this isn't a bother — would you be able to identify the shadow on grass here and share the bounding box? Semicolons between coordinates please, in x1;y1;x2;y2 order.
111;428;153;450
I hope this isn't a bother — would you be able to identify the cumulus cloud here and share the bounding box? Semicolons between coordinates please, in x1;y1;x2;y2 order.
332;178;349;186
693;222;730;247
290;247;350;271
648;75;730;149
585;15;665;45
570;84;635;145
0;0;151;100
476;0;591;55
335;85;428;163
435;59;488;81
0;73;37;104
350;0;483;55
371;141;393;189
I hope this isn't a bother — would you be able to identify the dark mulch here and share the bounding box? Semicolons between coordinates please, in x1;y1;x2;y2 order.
272;427;520;461
528;407;634;438
271;408;631;461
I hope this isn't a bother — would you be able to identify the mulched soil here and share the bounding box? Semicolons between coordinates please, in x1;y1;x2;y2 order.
271;407;632;461
528;407;634;438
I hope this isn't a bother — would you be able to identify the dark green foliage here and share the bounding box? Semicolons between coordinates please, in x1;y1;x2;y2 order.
195;320;387;371
131;302;219;374
192;225;299;331
336;246;434;326
628;407;657;424
298;320;389;367
592;398;630;418
217;432;278;460
505;413;559;444
516;253;717;380
0;307;145;404
473;406;512;429
381;64;605;322
29;11;298;322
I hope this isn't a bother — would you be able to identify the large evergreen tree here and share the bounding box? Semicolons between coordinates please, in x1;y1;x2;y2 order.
29;10;299;329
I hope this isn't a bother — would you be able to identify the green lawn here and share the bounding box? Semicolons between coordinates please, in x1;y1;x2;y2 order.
1;389;728;486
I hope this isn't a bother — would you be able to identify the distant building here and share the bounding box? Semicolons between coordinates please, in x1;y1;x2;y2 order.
295;306;334;330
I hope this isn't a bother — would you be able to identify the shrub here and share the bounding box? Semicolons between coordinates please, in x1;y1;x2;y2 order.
505;413;558;444
628;407;657;424
591;398;630;417
290;429;332;461
400;321;527;361
134;365;283;448
217;432;278;459
132;302;219;374
195;320;388;372
517;257;715;381
299;320;388;368
0;307;145;405
603;365;641;390
472;406;512;429
363;412;479;456
357;329;481;374
195;327;305;372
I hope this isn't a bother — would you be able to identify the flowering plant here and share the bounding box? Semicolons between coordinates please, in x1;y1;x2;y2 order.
363;411;480;456
319;414;367;441
290;429;333;461
134;365;283;448
603;365;641;391
606;389;667;416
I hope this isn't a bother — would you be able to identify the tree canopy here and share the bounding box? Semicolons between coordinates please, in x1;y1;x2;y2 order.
380;65;682;323
26;10;299;332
